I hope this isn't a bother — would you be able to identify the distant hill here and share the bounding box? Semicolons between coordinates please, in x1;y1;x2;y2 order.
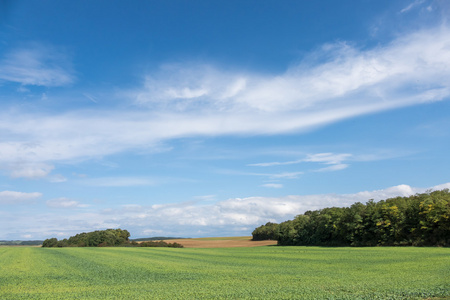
0;240;43;246
131;237;187;242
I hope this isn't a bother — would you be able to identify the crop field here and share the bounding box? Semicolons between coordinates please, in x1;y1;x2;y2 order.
0;246;449;299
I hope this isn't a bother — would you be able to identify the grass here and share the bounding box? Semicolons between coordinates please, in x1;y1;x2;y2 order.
0;246;448;299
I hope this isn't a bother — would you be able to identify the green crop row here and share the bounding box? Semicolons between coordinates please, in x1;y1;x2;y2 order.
0;246;448;299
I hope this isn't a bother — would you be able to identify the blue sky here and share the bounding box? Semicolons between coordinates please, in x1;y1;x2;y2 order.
1;0;450;240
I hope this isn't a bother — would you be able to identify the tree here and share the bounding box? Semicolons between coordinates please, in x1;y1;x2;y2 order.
42;238;58;247
42;228;131;247
252;222;279;240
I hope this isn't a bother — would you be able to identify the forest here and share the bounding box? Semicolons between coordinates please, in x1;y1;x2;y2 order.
252;189;450;247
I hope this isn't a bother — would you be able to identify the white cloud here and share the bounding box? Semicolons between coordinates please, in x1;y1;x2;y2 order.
0;191;42;204
261;183;283;189
49;174;67;183
134;64;248;109
400;0;426;13
46;197;89;208
0;44;74;86
130;26;450;118
250;152;351;174
304;153;352;165
218;169;303;180
314;164;349;172
1;27;450;178
8;163;54;179
80;177;157;187
270;172;303;179
248;159;303;167
431;182;450;190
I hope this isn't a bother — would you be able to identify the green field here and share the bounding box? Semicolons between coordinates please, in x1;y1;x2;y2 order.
0;246;449;299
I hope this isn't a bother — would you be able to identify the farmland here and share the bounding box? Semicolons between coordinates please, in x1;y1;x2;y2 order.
0;245;449;299
166;236;277;248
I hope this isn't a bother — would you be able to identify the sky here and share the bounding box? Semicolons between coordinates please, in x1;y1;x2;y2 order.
1;0;450;240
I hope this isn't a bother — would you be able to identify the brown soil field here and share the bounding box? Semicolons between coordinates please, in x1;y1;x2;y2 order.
164;236;277;248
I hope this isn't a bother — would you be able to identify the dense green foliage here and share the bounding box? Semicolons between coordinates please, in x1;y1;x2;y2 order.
126;240;184;248
42;229;183;248
42;228;130;247
254;189;450;246
252;222;279;240
0;246;448;299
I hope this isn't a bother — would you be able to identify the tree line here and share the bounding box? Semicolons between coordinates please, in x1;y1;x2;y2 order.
252;189;450;247
42;229;183;248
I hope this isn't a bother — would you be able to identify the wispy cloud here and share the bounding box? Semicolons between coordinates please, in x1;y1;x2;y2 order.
269;172;303;179
49;174;67;183
133;64;247;110
1;27;450;178
46;197;89;208
304;153;352;165
0;44;75;86
316;164;349;172
250;153;351;173
261;183;283;189
7;162;54;179
133;27;450;115
400;0;426;13
248;159;303;167
79;177;158;187
0;191;42;204
218;169;303;180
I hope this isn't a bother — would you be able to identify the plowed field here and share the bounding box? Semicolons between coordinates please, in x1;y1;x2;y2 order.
166;236;277;248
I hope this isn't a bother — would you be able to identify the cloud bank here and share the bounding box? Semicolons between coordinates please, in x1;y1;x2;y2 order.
2;182;449;240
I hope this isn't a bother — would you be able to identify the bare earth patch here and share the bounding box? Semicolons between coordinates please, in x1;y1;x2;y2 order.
164;236;277;248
